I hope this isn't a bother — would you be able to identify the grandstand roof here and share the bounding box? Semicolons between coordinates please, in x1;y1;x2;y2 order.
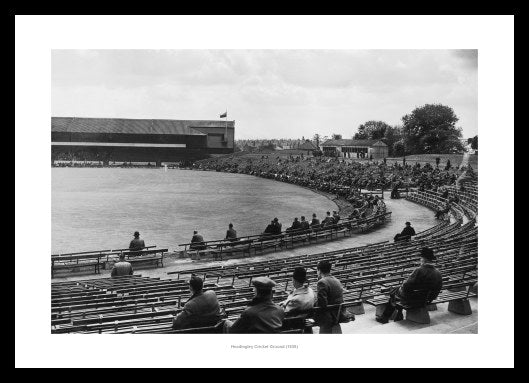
321;139;387;147
51;117;235;135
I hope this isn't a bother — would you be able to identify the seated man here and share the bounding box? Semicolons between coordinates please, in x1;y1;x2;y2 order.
321;211;335;227
271;217;282;235
111;253;133;278
263;220;276;236
376;247;443;323
332;210;341;224
299;216;310;232
394;221;416;242
279;267;315;316
129;231;145;251
286;217;302;233
310;213;320;229
225;223;238;242
190;230;207;250
225;277;285;334
172;275;222;330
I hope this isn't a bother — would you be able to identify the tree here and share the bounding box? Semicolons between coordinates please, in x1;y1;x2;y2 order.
393;140;406;156
401;104;465;154
313;134;321;148
382;125;402;156
470;135;478;150
354;121;390;140
332;134;343;140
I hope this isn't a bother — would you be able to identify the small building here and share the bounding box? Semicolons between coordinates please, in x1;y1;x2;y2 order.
298;140;319;155
320;139;388;159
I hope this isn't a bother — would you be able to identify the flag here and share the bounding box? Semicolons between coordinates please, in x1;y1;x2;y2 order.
219;111;227;118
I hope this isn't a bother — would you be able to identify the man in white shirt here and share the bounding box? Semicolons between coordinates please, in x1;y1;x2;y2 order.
280;267;315;315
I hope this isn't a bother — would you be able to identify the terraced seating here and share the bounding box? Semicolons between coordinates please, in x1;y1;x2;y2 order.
52;177;478;333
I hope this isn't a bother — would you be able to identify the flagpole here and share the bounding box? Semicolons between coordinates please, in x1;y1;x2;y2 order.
225;108;228;145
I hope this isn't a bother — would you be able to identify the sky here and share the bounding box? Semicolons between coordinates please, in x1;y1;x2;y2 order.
52;49;478;140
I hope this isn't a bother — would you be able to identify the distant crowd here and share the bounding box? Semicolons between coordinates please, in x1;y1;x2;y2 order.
193;155;472;202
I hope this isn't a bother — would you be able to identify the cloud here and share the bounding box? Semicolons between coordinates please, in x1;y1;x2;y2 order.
52;49;478;139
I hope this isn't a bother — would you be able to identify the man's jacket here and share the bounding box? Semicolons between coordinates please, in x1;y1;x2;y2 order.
172;290;221;330
398;264;443;306
229;297;284;333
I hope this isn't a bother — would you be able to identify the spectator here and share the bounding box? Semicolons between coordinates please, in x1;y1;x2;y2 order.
310;213;320;228
332;210;341;224
390;184;400;199
225;223;238;241
111;253;133;278
172;275;222;330
286;217;302;233
299;216;310;232
394;221;416;242
279;267;316;315
129;231;145;251
321;211;335;227
271;217;282;235
263;220;276;236
376;247;443;323
315;260;345;334
190;230;207;250
226;277;284;333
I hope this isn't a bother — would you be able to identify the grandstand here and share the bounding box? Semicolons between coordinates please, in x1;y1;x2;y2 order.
51;117;235;165
51;178;478;334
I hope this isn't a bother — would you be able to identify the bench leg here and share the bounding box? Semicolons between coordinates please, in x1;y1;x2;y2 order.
448;299;472;315
426;303;438;311
350;303;365;315
374;303;388;318
405;307;431;324
374;304;398;321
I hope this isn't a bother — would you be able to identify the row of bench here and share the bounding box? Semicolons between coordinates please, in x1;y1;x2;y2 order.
180;209;391;261
51;247;167;278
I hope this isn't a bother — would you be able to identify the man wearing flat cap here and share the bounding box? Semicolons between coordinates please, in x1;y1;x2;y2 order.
172;275;221;330
376;247;443;324
226;276;285;333
279;267;315;315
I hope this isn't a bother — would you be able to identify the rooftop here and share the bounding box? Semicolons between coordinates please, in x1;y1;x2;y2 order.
321;139;388;147
51;117;235;135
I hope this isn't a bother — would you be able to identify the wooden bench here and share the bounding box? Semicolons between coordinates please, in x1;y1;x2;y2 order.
122;249;167;269
366;281;477;324
51;253;103;278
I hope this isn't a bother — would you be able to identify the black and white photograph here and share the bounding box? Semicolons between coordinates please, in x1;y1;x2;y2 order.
15;15;514;368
